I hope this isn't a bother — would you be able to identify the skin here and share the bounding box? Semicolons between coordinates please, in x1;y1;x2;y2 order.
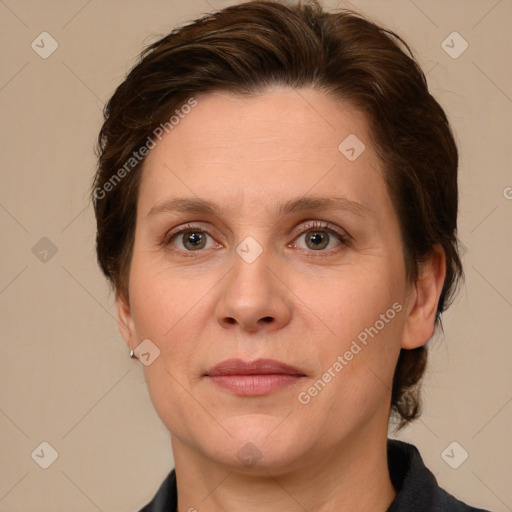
117;86;446;512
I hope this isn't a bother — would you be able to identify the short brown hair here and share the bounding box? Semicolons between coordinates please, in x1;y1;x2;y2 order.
91;0;463;428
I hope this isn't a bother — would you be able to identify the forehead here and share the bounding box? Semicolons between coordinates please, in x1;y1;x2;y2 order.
138;87;386;218
148;87;370;161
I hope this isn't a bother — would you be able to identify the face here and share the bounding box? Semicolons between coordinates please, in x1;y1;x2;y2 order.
117;87;439;473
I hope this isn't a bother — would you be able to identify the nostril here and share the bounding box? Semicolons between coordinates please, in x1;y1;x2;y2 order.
261;316;273;323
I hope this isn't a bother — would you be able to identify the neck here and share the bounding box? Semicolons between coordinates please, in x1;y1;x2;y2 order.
172;425;396;512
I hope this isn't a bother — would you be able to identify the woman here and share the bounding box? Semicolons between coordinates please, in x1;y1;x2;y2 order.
91;1;492;510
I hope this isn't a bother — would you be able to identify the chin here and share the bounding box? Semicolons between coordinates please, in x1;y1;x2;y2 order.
201;415;305;472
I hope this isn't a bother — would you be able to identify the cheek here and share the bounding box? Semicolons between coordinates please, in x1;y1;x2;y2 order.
127;262;206;424
296;301;404;435
295;264;406;398
293;262;404;344
129;268;203;430
142;363;201;441
128;252;207;341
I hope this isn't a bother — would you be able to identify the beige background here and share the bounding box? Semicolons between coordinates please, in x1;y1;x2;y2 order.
1;0;511;511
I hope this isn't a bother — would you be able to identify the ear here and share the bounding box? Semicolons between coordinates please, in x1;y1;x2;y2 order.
401;244;447;350
116;290;137;352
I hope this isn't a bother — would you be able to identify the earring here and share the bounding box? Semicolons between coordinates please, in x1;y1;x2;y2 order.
130;350;135;358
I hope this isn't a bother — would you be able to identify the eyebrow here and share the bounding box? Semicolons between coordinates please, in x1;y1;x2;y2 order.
146;196;370;218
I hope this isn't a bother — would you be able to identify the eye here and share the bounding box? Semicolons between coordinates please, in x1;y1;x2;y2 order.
291;221;348;253
163;224;221;253
161;221;349;256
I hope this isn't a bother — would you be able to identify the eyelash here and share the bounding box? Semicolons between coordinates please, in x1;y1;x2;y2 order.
161;221;350;257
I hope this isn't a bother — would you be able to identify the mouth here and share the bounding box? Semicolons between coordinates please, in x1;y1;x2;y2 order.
204;358;306;396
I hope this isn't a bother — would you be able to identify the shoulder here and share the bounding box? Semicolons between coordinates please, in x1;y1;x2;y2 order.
387;439;493;512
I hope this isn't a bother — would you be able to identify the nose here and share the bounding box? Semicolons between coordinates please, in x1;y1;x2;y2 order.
215;249;292;333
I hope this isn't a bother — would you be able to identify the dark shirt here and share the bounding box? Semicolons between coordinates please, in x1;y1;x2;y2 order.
138;439;491;511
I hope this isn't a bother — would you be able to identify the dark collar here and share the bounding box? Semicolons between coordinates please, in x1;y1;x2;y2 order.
385;439;489;511
138;439;490;511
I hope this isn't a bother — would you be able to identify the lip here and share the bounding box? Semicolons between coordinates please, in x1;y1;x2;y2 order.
206;358;304;377
204;358;306;396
